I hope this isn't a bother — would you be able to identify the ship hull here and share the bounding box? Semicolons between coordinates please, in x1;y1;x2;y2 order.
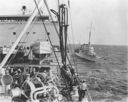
75;52;97;62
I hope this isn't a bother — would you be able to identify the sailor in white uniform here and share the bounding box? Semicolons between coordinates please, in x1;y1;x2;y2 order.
78;80;88;101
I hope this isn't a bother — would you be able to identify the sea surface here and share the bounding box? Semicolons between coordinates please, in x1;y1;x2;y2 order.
70;44;128;101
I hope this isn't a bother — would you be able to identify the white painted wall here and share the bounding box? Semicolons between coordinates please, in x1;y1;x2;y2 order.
0;21;59;47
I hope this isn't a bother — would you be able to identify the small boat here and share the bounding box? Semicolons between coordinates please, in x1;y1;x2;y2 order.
75;44;98;62
75;25;100;62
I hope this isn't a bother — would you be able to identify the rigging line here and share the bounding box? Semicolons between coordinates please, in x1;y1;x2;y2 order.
57;0;60;12
67;36;80;79
69;45;79;75
68;19;79;72
44;1;70;67
68;1;75;47
68;6;75;48
44;0;73;67
66;53;72;67
34;0;61;69
67;5;79;75
67;36;79;73
43;0;59;37
37;0;73;70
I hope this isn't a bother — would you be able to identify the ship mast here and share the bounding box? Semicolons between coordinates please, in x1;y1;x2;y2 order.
0;0;44;70
89;23;93;46
59;4;68;66
89;31;91;45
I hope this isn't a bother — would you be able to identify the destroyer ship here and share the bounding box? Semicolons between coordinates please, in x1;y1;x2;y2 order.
0;0;92;102
75;25;100;62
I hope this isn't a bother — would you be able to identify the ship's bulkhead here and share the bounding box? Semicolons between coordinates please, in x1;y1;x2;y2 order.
0;17;59;64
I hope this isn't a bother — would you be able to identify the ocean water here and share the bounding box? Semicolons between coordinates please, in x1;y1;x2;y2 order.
70;44;128;101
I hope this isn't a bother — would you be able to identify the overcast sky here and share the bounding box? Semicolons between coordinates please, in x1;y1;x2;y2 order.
0;0;127;45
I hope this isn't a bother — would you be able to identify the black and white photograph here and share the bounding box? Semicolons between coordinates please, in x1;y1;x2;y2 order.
0;0;127;102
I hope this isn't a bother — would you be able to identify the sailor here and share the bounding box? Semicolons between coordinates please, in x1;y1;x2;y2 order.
67;65;75;76
30;68;34;77
78;80;88;101
40;70;48;83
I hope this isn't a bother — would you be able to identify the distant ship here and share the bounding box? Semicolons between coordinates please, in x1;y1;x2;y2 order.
75;25;100;62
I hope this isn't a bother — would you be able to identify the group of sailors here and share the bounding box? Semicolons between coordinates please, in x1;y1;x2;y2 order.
61;64;88;101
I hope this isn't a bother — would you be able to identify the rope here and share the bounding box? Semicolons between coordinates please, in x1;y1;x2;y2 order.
67;1;79;77
67;37;79;75
34;0;61;69
43;0;76;72
40;0;75;70
44;0;59;37
44;0;72;68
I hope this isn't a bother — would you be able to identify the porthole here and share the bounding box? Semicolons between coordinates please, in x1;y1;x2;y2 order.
26;32;29;34
27;47;29;50
33;32;36;34
13;32;16;35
